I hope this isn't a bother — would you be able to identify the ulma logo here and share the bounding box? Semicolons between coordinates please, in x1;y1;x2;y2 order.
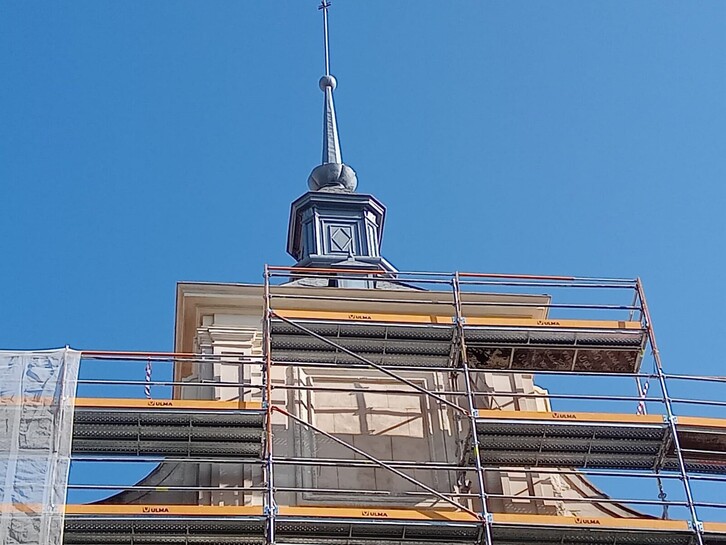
148;400;173;407
361;511;388;517
349;314;372;320
142;506;170;514
574;517;600;525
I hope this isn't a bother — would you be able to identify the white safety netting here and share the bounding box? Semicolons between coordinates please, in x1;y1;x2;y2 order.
0;348;81;545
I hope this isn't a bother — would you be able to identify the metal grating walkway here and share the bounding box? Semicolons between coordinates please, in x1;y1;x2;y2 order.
72;398;265;457
470;410;726;474
270;310;647;372
62;506;726;545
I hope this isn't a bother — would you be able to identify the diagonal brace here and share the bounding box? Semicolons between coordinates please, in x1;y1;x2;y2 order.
270;312;467;416
273;405;480;519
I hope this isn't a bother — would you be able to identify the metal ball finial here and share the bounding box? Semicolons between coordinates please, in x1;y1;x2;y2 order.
308;162;357;192
319;75;337;91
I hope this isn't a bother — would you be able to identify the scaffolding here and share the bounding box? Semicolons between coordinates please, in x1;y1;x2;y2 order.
60;266;726;545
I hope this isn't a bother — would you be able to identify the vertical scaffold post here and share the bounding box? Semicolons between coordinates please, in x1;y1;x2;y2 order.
632;284;648;415
636;278;704;545
453;272;494;545
263;265;276;545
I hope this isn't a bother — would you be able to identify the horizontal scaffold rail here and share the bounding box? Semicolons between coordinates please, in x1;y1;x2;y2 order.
470;409;726;474
72;397;265;457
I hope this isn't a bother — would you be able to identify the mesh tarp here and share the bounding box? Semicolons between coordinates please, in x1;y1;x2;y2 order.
0;348;80;545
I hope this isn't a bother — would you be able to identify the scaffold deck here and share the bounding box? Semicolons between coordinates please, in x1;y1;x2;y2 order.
270;312;456;367
62;506;726;545
71;398;265;457
270;310;646;372
471;410;726;473
463;321;646;374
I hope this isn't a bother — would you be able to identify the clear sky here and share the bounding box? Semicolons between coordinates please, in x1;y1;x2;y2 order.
1;0;726;518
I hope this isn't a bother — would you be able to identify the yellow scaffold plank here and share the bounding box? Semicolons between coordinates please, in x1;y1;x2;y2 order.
704;522;726;534
491;513;690;532
474;409;665;425
57;505;726;536
275;309;453;325
464;317;642;330
63;505;475;521
0;397;56;406
73;398;263;410
275;309;642;330
277;506;478;522
65;505;264;516
678;416;726;431
0;503;43;513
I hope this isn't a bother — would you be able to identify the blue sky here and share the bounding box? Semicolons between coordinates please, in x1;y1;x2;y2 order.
2;0;726;518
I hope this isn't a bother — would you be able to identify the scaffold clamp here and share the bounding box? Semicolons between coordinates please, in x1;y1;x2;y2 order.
689;520;704;533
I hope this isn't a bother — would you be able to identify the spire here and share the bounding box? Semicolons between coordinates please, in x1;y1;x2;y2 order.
308;1;358;193
286;1;395;272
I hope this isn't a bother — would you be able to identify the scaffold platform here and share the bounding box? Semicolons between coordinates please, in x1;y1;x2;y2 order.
270;310;456;367
62;505;726;545
72;398;264;457
270;309;647;372
63;505;267;545
491;513;726;545
469;410;726;473
463;317;646;374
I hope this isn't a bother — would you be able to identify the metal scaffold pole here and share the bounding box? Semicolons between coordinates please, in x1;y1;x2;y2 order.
263;265;276;545
637;278;704;545
453;272;494;545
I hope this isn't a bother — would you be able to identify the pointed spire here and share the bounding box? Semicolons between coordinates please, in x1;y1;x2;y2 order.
287;1;395;272
308;1;357;193
319;1;340;165
321;75;341;165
